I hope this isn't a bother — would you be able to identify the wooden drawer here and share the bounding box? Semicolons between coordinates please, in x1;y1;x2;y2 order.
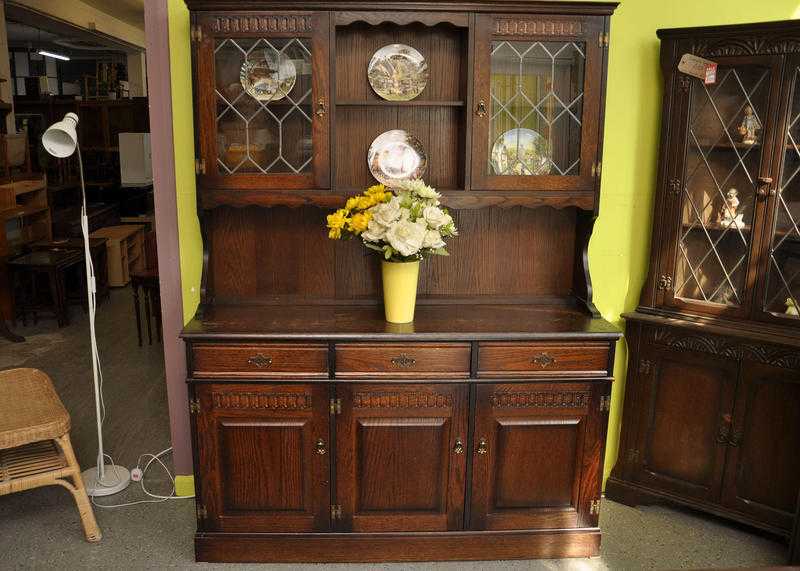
191;343;328;378
335;343;471;378
477;342;609;378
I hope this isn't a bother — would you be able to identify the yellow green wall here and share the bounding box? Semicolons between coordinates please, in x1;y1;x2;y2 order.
167;0;800;484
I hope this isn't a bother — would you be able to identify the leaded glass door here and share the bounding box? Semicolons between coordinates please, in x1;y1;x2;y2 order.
194;13;330;190
663;56;782;318
470;15;605;192
756;57;800;325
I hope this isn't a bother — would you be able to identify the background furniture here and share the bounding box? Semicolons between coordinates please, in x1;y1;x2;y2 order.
0;368;101;542
183;0;618;563
90;224;145;287
131;231;161;346
32;238;109;304
9;249;85;327
606;20;800;555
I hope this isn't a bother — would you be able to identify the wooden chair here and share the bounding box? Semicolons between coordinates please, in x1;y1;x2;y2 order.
0;368;101;542
131;231;161;346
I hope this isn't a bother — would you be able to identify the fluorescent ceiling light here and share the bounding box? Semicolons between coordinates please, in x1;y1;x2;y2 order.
38;50;69;61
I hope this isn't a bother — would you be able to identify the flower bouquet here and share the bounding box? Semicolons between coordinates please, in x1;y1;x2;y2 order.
327;179;458;322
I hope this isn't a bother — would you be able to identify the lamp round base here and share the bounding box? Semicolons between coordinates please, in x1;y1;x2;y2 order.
82;465;131;496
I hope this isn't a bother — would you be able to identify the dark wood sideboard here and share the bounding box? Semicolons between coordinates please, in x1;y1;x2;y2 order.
181;0;619;562
606;20;800;556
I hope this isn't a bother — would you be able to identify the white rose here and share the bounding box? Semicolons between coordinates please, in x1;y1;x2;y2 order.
399;179;440;201
422;206;452;229
422;229;445;249
371;196;402;227
361;219;388;242
385;219;427;257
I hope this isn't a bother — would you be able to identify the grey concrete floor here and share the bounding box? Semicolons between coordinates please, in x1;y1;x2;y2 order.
0;289;790;569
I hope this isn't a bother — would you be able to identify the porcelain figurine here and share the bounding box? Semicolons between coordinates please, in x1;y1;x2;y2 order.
786;297;800;316
738;105;761;145
719;188;745;229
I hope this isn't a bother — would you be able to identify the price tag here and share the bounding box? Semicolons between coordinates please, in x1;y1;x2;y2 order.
678;53;718;85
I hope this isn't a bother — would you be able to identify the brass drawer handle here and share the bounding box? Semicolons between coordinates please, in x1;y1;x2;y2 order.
532;353;556;367
453;438;464;455
476;99;487;118
390;354;416;368
315;438;327;455
247;354;273;368
476;438;488;455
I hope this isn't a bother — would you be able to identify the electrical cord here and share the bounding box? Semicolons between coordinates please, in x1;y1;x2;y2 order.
91;447;194;509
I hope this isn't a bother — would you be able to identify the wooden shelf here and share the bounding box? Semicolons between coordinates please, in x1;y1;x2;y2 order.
199;187;596;210
335;99;465;107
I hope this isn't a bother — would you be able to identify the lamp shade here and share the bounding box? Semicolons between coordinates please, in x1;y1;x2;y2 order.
42;112;78;158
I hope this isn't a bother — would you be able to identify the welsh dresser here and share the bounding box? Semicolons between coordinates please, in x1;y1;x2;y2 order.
606;20;800;555
181;0;620;562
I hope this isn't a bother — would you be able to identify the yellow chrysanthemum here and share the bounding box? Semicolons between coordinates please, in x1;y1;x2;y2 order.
328;227;342;239
355;195;376;210
326;209;349;240
345;197;360;211
347;211;372;234
365;184;386;197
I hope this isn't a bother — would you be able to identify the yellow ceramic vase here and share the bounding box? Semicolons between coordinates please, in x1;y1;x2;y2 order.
381;260;420;323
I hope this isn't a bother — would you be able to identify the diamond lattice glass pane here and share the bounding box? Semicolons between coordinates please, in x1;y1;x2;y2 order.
763;67;800;319
214;37;313;175
674;64;771;306
488;41;584;177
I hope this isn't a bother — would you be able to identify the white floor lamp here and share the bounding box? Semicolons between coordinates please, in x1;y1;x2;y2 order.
42;113;130;496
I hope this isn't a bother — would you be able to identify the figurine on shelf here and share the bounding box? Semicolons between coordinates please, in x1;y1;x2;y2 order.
738;105;761;145
718;188;745;229
786;297;799;316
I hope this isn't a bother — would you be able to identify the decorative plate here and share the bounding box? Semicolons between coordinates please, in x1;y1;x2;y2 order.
368;130;427;186
490;128;551;176
240;51;296;102
368;44;429;101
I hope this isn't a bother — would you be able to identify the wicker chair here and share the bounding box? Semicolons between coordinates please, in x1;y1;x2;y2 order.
0;368;101;542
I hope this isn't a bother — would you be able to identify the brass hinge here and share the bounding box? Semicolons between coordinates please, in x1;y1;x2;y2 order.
657;275;673;291
329;398;342;415
196;504;207;519
195;158;206;175
598;32;609;48
638;359;654;375
189;398;200;414
590;499;601;515
599;395;611;412
627;448;640;463
591;161;602;177
330;504;342;520
190;24;202;42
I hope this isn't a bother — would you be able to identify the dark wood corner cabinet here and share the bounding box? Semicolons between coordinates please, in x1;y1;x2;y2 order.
182;0;619;563
606;20;800;554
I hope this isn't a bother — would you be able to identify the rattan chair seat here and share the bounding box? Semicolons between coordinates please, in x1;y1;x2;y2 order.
0;368;71;449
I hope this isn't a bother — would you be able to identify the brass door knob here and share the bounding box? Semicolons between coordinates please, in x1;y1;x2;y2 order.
315;438;327;455
476;438;488;455
453;438;464;455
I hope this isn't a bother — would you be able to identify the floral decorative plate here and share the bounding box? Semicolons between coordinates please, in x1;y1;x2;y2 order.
368;44;429;101
368;130;427;186
240;50;296;102
490;128;551;176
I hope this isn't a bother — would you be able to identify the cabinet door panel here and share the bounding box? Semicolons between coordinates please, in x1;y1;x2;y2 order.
195;383;330;532
721;361;800;530
470;14;605;191
633;346;736;500
194;12;330;190
470;382;604;530
336;384;468;532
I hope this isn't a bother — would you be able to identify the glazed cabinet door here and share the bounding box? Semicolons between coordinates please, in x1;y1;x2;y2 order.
660;55;784;318
720;361;800;531
193;12;330;190
470;382;606;530
470;14;605;191
335;384;468;532
631;345;737;501
194;383;331;532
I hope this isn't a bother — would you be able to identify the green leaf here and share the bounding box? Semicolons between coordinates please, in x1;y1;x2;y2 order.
433;247;449;256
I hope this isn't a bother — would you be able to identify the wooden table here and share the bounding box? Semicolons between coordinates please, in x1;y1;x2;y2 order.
31;238;109;303
8;250;85;327
89;225;145;287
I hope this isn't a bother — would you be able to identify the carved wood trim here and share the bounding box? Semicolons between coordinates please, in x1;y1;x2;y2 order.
211;15;313;34
353;392;452;409
490;390;590;409
211;391;312;410
692;35;800;56
649;327;800;370
494;18;584;37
